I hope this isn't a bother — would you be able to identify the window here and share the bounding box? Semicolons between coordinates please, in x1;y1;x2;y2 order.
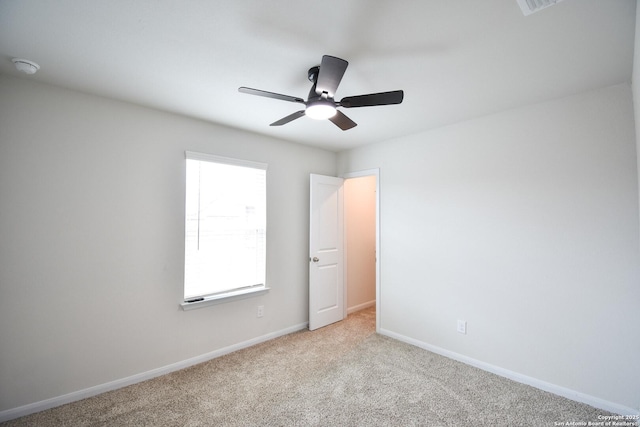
183;152;267;306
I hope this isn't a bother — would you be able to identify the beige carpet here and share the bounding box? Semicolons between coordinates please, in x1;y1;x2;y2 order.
3;308;614;426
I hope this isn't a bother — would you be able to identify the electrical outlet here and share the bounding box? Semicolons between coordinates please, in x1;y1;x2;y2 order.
257;305;264;318
457;320;467;335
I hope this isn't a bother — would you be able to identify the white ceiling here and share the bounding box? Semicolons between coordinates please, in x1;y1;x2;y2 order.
0;0;636;151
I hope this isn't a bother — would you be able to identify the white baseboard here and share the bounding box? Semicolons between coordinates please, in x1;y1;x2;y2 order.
0;322;309;423
347;299;375;314
379;328;639;416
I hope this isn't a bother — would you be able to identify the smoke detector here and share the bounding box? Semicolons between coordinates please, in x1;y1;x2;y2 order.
12;58;40;75
516;0;565;16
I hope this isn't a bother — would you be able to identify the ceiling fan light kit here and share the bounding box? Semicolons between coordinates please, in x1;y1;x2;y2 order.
239;55;404;131
305;101;336;120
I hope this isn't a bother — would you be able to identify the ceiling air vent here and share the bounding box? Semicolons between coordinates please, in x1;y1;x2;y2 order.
516;0;565;16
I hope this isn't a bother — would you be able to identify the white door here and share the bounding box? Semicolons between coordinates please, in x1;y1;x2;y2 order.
309;174;344;331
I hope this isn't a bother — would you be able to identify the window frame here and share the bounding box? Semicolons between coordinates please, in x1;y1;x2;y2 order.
181;151;269;311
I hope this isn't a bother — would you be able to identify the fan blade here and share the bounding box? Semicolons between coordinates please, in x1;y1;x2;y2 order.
315;55;348;98
239;87;305;104
328;110;357;131
270;110;306;126
339;90;404;108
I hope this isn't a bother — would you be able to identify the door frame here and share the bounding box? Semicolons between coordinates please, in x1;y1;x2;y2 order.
342;168;380;333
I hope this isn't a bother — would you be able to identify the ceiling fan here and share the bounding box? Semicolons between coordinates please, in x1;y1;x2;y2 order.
238;55;404;131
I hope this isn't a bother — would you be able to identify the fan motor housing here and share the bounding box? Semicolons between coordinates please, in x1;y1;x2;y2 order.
308;66;320;83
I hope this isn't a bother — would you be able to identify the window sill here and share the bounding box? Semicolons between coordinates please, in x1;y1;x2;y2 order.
180;287;270;311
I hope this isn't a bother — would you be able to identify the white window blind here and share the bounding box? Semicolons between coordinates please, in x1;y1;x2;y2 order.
184;152;267;300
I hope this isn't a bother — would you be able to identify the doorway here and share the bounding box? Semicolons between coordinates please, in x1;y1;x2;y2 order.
308;170;379;331
344;169;379;331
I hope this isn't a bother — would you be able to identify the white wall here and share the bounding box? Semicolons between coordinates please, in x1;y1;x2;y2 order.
338;84;640;411
634;0;640;238
0;75;336;413
345;176;376;312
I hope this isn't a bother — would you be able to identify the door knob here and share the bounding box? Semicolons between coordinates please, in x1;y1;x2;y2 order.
312;257;319;263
